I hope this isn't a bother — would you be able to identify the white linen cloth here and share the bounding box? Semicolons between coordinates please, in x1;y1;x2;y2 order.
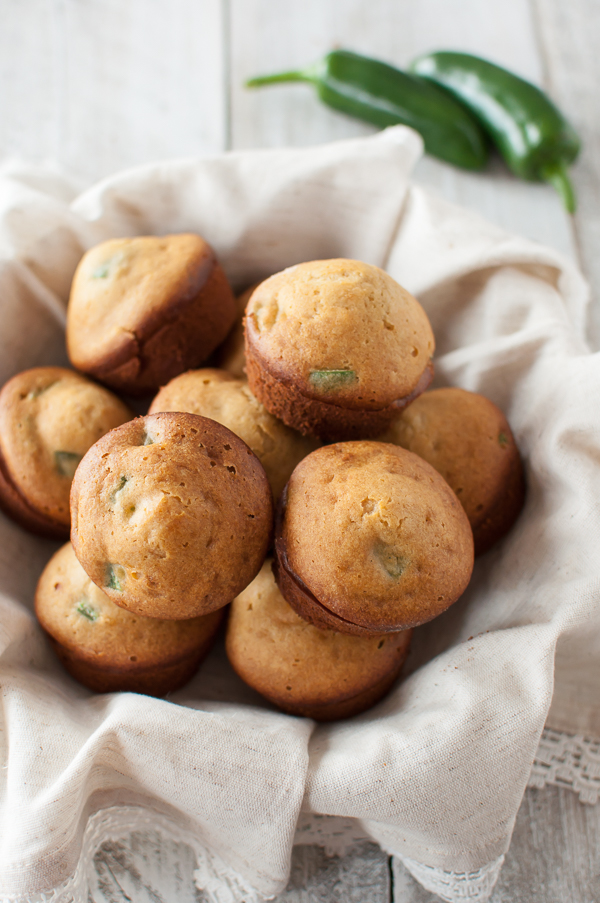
0;126;599;901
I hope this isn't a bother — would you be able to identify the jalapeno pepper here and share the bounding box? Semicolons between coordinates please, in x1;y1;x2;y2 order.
246;50;489;171
410;51;581;213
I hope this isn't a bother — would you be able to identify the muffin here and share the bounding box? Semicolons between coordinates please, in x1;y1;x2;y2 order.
274;441;474;635
36;543;223;695
71;412;273;620
214;283;258;378
67;234;236;394
227;561;412;721
149;368;317;500
245;259;435;441
380;388;526;555
0;367;132;539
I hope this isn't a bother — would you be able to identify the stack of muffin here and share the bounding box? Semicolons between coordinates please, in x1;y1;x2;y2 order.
0;234;525;718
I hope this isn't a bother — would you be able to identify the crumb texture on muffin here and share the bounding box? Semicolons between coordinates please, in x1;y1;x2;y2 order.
70;412;273;619
149;368;316;499
380;387;526;554
0;367;131;534
36;542;223;694
226;560;412;720
67;234;236;393
276;441;474;632
245;259;435;410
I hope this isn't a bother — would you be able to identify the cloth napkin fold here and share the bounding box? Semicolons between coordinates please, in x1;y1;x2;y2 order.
0;126;598;902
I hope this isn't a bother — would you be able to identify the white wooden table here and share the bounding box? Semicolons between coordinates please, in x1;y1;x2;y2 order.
1;1;599;900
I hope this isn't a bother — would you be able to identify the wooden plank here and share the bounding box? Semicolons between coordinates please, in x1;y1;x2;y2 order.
491;785;600;902
274;842;390;903
0;0;227;185
87;790;600;903
90;830;205;902
391;785;600;901
0;0;59;168
229;0;576;257
88;787;600;902
531;0;600;346
90;835;390;903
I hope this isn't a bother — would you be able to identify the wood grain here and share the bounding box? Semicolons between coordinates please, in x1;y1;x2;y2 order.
532;0;600;347
275;842;390;903
90;787;600;902
391;786;600;902
0;0;227;184
90;829;205;903
89;835;390;902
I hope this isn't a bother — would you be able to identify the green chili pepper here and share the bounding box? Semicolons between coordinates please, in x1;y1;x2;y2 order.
410;51;581;213
246;50;488;171
309;369;357;391
76;600;98;622
54;450;82;478
375;544;409;580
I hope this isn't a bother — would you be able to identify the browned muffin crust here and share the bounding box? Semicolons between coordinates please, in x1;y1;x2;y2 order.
273;487;421;637
36;542;223;695
274;442;474;634
468;463;525;555
0;445;67;538
380;388;526;555
245;260;435;409
0;367;132;538
148;368;317;501
48;638;214;696
244;259;435;440
71;412;273;619
67;234;236;394
273;532;380;636
246;350;434;441
285;659;406;721
226;561;412;721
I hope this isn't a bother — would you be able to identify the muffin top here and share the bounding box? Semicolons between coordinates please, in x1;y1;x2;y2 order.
71;412;273;619
280;441;473;630
227;560;411;706
245;259;435;411
67;234;216;367
0;367;131;526
380;387;525;552
36;543;223;669
149;368;316;500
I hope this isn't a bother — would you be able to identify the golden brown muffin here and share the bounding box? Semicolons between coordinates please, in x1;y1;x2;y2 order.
71;412;273;620
226;561;412;721
380;388;526;555
0;367;132;539
214;283;258;378
148;368;317;500
274;442;474;636
36;543;223;695
245;259;435;441
67;234;236;394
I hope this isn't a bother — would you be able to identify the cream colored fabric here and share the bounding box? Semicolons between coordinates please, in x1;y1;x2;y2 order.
0;128;598;901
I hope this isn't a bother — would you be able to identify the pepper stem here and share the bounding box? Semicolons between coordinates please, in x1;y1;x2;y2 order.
246;68;314;88
541;161;577;214
246;61;323;89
